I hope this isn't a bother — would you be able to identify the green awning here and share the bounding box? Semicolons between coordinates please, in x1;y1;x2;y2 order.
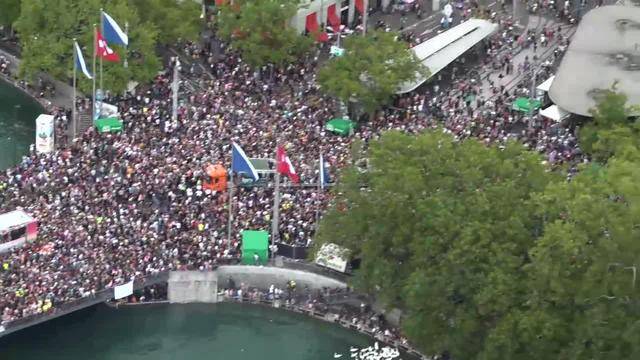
326;118;355;136
241;230;269;265
512;97;542;113
95;117;123;133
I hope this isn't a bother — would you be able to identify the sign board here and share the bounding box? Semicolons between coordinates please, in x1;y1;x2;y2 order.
100;102;119;118
330;46;345;57
35;114;55;154
114;279;134;299
315;243;350;273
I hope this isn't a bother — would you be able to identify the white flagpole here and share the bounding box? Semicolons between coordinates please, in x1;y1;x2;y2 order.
99;9;104;99
271;146;281;251
362;0;369;36
72;39;77;140
172;58;180;122
92;24;97;122
227;148;234;248
316;153;322;224
123;21;129;69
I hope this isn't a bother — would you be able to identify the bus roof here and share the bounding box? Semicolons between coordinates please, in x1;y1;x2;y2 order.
0;210;35;233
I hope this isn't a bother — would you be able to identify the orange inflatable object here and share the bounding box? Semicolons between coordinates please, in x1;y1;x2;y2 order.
203;163;228;192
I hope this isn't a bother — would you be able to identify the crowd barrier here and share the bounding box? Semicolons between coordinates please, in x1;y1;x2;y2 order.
275;242;308;259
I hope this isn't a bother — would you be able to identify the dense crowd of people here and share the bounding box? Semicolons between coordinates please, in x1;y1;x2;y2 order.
0;12;583;327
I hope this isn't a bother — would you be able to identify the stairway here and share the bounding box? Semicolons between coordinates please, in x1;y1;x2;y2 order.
76;110;93;136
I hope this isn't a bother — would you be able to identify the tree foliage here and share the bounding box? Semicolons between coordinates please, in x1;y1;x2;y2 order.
317;31;428;115
0;0;21;30
133;0;201;44
215;0;312;68
315;130;557;359
483;157;640;360
579;83;640;163
15;0;159;93
317;90;640;359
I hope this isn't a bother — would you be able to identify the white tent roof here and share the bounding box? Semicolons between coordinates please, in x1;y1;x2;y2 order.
540;105;570;121
0;210;34;233
537;75;555;92
397;18;498;94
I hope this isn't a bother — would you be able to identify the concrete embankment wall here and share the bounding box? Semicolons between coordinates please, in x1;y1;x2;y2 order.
167;265;347;304
167;271;219;303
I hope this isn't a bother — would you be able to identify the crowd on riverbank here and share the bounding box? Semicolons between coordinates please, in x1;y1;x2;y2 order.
0;16;582;327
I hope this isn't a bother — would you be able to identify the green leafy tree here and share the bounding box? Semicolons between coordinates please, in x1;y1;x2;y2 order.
315;130;557;358
482;157;640;360
0;0;21;35
15;0;160;93
133;0;202;44
579;83;640;163
215;0;312;68
317;31;428;117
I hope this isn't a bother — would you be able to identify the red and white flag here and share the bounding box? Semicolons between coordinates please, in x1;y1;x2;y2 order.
96;30;120;62
276;145;300;183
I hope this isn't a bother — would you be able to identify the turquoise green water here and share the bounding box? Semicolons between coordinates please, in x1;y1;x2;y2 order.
0;79;43;170
0;303;377;360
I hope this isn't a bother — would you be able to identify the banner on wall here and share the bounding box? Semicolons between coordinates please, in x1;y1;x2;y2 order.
35;114;55;154
114;278;134;299
315;243;350;273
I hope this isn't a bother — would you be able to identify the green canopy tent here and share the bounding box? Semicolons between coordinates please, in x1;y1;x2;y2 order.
326;118;355;136
512;97;542;113
95;117;123;133
241;230;269;265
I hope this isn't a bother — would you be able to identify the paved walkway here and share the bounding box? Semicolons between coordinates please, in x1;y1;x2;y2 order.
0;47;74;110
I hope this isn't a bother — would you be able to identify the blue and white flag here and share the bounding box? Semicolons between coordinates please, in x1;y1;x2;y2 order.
320;153;330;189
102;11;128;46
231;142;259;181
74;41;92;79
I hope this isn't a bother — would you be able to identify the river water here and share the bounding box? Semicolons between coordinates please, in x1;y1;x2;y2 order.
0;303;384;360
0;79;43;170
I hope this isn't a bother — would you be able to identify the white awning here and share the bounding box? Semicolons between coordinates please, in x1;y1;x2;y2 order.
0;210;34;233
537;75;555;92
540;105;570;121
397;18;498;94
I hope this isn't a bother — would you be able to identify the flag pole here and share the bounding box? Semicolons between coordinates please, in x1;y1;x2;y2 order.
227;148;234;248
123;21;129;69
316;153;322;225
362;0;368;36
72;39;77;140
271;146;281;254
99;9;104;103
91;24;97;122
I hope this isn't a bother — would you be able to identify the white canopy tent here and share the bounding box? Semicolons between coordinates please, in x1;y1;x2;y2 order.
397;18;498;94
537;75;555;92
540;105;570;122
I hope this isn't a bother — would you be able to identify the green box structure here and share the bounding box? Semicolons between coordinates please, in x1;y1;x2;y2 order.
241;230;269;265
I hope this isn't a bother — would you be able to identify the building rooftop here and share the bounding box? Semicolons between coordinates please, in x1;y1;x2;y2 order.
549;5;640;116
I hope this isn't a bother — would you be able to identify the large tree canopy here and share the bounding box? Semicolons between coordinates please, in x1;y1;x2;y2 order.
579;84;640;163
317;31;428;116
315;130;557;359
0;0;21;31
483;157;640;360
215;0;312;68
15;0;159;93
316;90;640;359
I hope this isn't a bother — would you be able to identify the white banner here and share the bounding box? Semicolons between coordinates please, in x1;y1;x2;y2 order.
315;243;349;273
100;102;119;118
35;114;55;154
114;279;134;299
